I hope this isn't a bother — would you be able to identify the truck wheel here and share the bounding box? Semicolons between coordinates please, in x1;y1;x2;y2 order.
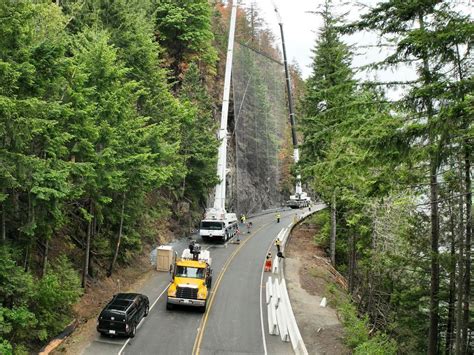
144;305;149;317
166;302;174;310
199;301;207;313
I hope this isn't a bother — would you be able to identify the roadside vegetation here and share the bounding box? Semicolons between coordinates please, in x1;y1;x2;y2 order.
0;1;293;353
0;0;221;352
300;1;472;353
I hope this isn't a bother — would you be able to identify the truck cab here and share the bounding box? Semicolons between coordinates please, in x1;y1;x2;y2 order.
166;245;212;313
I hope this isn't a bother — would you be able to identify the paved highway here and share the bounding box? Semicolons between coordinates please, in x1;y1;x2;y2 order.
81;209;298;355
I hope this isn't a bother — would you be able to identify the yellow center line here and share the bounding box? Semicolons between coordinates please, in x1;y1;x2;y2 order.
192;222;270;355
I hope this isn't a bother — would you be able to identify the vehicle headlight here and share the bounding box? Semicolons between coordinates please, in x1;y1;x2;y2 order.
198;290;207;299
168;286;177;297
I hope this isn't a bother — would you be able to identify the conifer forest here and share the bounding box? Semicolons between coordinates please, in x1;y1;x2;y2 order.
0;1;472;354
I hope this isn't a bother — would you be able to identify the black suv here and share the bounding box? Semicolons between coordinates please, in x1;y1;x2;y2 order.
97;293;149;337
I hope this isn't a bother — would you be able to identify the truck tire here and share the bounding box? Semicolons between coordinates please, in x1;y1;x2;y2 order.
199;301;207;313
166;302;174;310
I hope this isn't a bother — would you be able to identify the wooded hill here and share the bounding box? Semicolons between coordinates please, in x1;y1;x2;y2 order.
0;1;295;353
299;1;472;354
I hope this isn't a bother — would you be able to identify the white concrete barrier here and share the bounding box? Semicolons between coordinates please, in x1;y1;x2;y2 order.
267;294;279;335
280;279;307;354
266;277;272;304
273;277;281;303
265;211;316;354
272;255;279;273
276;298;290;342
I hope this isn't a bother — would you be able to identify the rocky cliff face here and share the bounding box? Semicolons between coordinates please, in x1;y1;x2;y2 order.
225;42;289;216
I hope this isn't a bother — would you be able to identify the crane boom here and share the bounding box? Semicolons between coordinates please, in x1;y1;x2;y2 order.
274;4;310;207
213;2;238;211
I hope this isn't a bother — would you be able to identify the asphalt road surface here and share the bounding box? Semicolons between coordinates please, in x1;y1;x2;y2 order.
81;209;299;355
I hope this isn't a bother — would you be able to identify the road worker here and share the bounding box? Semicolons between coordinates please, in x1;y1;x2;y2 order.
276;212;281;223
265;252;272;271
275;238;281;253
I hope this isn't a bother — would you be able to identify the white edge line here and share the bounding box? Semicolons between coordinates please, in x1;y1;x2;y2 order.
117;283;170;355
260;246;272;355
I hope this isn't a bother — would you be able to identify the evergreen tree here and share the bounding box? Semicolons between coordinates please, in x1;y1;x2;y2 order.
154;0;218;82
345;2;473;352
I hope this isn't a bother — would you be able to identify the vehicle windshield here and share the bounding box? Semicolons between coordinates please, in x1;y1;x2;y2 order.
175;266;205;279
201;221;223;230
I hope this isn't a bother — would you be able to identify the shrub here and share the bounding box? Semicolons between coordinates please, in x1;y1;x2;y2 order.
312;210;330;247
32;255;82;341
339;301;369;348
355;333;397;355
0;339;13;355
338;300;397;353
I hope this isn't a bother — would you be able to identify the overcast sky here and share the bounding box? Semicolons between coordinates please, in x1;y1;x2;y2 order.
239;0;320;79
237;0;473;99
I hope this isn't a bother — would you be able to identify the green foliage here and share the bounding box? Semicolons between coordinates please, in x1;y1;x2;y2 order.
0;0;222;351
339;301;397;354
154;0;218;78
354;333;397;355
0;339;13;355
339;301;369;348
311;210;330;247
301;0;355;166
0;247;81;348
32;256;82;341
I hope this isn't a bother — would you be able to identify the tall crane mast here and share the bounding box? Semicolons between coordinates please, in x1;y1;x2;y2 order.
273;2;310;208
199;2;239;243
213;2;238;212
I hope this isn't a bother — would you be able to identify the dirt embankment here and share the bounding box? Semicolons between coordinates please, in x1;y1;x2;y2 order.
285;218;350;355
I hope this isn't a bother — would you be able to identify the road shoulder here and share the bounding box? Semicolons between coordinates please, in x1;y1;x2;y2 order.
285;218;350;355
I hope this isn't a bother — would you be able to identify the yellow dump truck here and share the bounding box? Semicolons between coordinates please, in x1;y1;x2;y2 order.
166;244;212;313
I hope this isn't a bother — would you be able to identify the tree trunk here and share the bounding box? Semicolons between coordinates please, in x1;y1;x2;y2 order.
330;189;336;266
108;193;126;277
23;243;30;272
1;195;5;242
348;233;356;294
446;207;456;354
454;42;470;355
419;12;440;354
428;155;440;355
82;202;93;289
23;193;34;272
461;148;471;353
41;238;49;277
455;165;465;355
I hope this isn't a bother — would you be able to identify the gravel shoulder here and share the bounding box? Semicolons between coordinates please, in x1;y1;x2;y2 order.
285;217;350;355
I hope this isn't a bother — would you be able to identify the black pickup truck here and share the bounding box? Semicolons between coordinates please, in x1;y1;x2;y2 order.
97;293;149;337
